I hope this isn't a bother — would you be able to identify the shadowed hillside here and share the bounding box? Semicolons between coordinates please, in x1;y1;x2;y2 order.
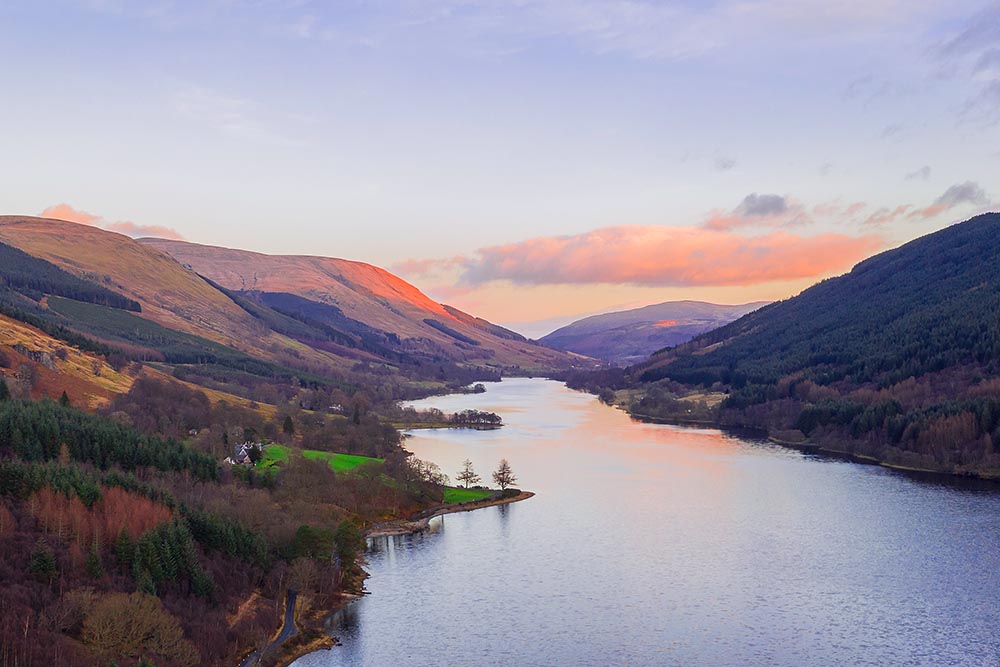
571;213;1000;477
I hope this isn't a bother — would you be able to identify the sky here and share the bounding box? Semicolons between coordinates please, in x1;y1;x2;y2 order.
2;0;998;337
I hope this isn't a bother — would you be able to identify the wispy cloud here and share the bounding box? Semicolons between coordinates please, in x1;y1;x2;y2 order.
937;3;1000;125
880;122;904;139
171;85;296;144
905;165;932;181
909;180;990;219
40;204;184;240
862;205;913;226
714;155;737;171
102;0;966;63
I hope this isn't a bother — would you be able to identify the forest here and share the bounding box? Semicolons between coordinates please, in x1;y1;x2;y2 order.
0;374;452;667
569;213;1000;476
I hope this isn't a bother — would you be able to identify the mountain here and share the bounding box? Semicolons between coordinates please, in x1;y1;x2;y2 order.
139;237;568;371
539;300;768;364
0;216;576;410
574;213;1000;477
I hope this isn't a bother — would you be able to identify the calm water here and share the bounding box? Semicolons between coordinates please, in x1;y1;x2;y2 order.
293;378;1000;666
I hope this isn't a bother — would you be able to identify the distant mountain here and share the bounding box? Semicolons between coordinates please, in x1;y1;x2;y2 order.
575;213;1000;477
0;216;576;409
540;301;768;365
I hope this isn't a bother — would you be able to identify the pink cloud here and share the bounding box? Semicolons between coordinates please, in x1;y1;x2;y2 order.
40;203;184;240
908;181;989;220
458;225;883;287
863;205;912;226
103;221;185;240
40;203;101;226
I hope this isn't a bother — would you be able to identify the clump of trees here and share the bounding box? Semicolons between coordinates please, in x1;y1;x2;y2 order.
82;591;199;666
0;397;218;480
450;410;502;427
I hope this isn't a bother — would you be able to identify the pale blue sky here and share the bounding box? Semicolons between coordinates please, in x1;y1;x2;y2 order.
2;1;998;333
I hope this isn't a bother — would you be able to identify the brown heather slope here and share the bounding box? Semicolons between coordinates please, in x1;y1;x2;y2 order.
141;238;573;371
0;217;347;370
0;311;133;408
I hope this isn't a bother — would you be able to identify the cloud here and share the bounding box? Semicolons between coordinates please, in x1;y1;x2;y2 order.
171;85;296;145
735;193;788;217
863;205;912;226
714;156;736;171
937;4;1000;124
702;193;811;231
880;123;903;139
909;181;989;219
453;225;882;287
40;203;101;226
905;166;931;181
40;204;184;240
393;256;464;276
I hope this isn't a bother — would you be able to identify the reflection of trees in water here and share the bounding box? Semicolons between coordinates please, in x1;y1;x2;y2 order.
319;600;363;665
496;502;511;539
335;601;360;634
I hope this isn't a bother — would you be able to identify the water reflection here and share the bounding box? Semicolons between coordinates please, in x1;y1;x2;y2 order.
293;378;1000;667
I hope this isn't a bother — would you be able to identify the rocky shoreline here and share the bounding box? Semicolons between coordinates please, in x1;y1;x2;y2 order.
365;490;535;538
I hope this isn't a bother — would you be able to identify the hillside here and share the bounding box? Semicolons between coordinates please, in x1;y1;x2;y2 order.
540;300;767;364
0;217;579;414
574;213;1000;477
140;238;570;372
0;216;539;666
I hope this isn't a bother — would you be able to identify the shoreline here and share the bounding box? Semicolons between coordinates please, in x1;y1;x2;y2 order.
365;491;535;538
269;491;535;666
625;405;1000;484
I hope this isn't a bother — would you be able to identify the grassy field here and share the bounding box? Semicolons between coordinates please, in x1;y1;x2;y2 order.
261;443;291;468
302;449;384;472
443;487;493;503
262;444;383;472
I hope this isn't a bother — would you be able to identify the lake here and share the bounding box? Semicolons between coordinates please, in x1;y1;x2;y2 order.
293;378;1000;666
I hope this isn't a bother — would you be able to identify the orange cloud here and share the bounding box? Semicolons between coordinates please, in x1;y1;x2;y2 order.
458;225;883;287
40;203;184;240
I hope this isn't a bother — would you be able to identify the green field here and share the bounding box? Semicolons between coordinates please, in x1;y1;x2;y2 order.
262;444;382;473
261;443;290;468
443;487;493;504
302;449;384;472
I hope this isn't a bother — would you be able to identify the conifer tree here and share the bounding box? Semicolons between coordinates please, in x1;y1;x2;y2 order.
456;459;481;488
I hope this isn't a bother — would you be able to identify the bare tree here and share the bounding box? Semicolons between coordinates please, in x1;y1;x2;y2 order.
455;459;481;488
492;458;517;490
